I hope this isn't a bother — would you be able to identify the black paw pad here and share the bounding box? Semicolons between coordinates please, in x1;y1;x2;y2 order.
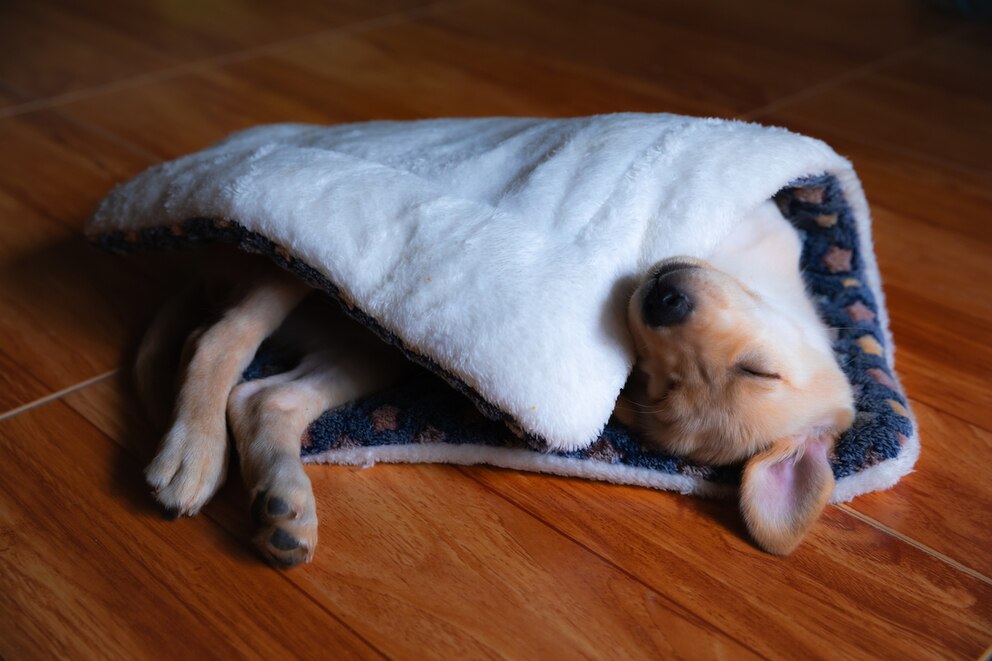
266;496;292;518
270;528;300;552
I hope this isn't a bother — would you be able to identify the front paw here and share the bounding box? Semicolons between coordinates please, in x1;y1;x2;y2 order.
146;421;229;516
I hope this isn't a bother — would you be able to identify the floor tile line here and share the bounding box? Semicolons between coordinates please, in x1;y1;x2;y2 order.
0;0;479;122
0;370;118;423
836;503;992;587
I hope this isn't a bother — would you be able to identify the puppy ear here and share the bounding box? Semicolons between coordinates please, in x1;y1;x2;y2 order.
740;430;836;555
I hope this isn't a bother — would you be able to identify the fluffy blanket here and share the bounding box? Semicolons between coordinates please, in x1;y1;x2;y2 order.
88;114;918;501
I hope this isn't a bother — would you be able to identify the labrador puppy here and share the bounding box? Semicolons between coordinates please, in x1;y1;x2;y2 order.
137;200;853;566
616;200;854;555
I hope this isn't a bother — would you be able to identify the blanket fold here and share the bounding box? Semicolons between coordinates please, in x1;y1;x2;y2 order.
89;113;917;500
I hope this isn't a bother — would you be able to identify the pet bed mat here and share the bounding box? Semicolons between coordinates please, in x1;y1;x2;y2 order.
88;114;917;501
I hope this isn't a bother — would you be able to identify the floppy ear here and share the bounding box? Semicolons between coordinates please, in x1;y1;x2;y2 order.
740;430;836;555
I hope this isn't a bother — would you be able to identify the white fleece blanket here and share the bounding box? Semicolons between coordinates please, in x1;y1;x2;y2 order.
88;114;887;452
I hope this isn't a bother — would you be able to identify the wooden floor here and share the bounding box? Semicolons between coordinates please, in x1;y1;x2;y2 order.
1;0;990;657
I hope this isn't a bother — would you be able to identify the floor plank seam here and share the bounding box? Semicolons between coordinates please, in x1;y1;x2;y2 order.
244;564;388;659
0;0;481;122
461;469;992;600
0;0;988;653
742;23;974;123
835;504;992;587
59;397;390;658
456;466;766;657
0;370;117;423
907;396;992;436
741;23;991;180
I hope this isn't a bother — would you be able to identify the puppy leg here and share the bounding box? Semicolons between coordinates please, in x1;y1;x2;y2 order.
226;350;364;566
228;336;407;567
133;286;206;433
146;273;309;516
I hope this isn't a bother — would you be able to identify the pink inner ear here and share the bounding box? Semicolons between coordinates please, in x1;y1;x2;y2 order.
758;440;828;525
767;456;797;503
753;455;799;528
741;433;835;554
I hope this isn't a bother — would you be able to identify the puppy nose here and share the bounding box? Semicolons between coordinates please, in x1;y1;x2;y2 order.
642;282;694;327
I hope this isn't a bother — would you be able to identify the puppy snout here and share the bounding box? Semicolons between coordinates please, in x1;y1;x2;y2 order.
642;281;694;327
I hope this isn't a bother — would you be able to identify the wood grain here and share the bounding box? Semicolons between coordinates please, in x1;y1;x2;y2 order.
64;377;758;659
55;0;968;156
0;0;437;110
56;21;717;160
845;398;992;578
0;396;378;659
0;111;162;413
755;25;992;176
0;0;989;657
460;466;992;659
870;206;992;430
416;0;959;114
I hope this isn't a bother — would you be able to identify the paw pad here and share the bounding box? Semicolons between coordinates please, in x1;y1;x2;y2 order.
270;528;300;551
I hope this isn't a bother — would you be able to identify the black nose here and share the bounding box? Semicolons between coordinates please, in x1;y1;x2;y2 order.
642;282;694;327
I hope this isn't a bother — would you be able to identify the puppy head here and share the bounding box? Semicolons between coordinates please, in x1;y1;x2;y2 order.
620;256;855;554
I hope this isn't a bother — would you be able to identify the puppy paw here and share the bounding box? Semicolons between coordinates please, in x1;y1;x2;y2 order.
146;422;229;516
250;483;318;568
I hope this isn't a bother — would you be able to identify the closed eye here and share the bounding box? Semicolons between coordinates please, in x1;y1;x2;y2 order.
736;364;781;380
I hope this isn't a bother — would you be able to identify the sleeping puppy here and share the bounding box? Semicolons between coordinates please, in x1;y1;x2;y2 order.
138;200;853;566
615;200;854;554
